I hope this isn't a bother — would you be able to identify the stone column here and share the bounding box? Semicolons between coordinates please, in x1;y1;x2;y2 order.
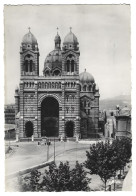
19;81;24;138
34;81;38;138
74;81;80;136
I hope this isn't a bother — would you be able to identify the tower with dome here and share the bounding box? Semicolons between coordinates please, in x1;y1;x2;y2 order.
15;28;100;141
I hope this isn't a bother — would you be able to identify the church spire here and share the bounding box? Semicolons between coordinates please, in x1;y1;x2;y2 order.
54;27;61;49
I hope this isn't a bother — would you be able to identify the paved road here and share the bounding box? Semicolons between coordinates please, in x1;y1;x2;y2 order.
5;141;90;175
5;140;105;191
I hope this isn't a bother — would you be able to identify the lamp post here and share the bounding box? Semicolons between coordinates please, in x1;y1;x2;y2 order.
47;138;50;161
8;130;11;148
54;137;55;162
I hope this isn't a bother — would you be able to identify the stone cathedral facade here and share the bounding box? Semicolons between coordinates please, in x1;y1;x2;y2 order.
15;29;100;141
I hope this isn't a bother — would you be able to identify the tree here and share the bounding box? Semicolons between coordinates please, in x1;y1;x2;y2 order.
111;137;132;174
18;161;91;192
85;138;132;191
18;170;41;192
41;161;91;191
85;141;118;191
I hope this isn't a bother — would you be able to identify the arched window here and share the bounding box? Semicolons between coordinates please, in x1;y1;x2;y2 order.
79;84;81;91
67;60;70;72
88;109;90;115
71;107;74;113
72;96;75;102
66;107;69;113
42;82;44;88
83;85;87;91
25;60;28;72
89;85;91;91
45;70;50;76
66;96;69;102
30;60;33;72
53;69;60;76
71;60;74;72
39;82;41;88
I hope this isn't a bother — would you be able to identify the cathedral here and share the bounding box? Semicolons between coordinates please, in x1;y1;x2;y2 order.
15;28;100;141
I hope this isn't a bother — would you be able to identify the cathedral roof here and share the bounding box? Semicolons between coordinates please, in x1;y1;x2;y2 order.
79;69;95;84
22;30;37;44
44;49;62;70
64;30;78;44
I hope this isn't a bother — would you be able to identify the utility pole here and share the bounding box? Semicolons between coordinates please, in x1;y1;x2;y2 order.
8;130;10;148
54;137;55;162
47;139;50;161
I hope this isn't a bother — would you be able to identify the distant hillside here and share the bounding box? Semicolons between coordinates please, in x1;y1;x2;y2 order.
99;95;131;110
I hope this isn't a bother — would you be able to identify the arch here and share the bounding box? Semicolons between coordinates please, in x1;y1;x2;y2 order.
45;70;50;76
25;121;33;137
53;69;60;76
65;121;74;137
38;93;61;106
41;97;59;137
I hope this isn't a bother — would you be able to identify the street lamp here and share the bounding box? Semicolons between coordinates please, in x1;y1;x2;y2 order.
54;137;55;162
8;130;10;148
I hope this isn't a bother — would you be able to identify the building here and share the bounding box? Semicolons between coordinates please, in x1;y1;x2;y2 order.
15;28;100;141
4;104;15;124
115;106;131;138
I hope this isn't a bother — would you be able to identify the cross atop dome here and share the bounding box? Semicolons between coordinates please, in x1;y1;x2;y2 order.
28;27;31;33
56;27;59;34
70;27;72;32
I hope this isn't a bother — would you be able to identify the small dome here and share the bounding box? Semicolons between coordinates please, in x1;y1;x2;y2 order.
55;33;61;42
54;32;61;50
79;69;95;83
64;31;78;44
44;49;62;70
22;31;37;44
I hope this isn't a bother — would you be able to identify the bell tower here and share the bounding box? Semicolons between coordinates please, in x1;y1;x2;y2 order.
62;28;80;76
20;28;40;77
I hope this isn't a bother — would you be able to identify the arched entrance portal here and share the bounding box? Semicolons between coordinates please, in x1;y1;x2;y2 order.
25;121;33;137
41;97;59;137
65;121;74;137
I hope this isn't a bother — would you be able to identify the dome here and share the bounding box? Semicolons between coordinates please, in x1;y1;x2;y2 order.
64;31;78;44
44;49;62;70
55;33;61;42
22;31;37;44
79;69;95;83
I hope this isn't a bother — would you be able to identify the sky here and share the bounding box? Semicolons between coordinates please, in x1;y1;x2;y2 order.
4;4;131;104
